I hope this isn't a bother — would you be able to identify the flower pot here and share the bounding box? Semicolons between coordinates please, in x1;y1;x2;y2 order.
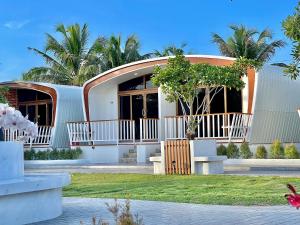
0;141;24;180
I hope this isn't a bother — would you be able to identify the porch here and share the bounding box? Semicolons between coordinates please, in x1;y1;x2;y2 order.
3;126;53;148
66;112;252;146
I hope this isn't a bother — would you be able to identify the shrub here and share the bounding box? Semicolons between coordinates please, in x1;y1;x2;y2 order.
49;148;59;160
24;149;35;160
24;148;82;160
35;150;47;160
226;142;239;158
240;142;253;159
270;139;284;159
255;146;267;159
284;144;299;159
81;199;144;225
217;144;227;156
73;147;82;159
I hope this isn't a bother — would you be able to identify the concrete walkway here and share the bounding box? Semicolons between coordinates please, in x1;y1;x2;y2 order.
31;197;300;225
25;163;300;177
25;164;154;174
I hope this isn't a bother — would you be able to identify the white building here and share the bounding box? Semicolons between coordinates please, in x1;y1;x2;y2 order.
66;55;300;163
0;81;84;149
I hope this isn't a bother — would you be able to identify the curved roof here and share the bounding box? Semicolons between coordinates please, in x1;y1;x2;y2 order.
83;55;236;88
82;55;236;120
0;81;82;126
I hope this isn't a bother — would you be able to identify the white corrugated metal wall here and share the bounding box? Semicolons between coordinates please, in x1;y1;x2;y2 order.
249;65;300;144
50;84;84;148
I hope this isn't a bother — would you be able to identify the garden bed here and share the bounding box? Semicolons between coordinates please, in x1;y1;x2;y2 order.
224;159;300;171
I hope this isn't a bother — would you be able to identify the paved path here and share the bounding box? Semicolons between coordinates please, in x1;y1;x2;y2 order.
25;164;153;174
31;197;300;225
25;164;300;177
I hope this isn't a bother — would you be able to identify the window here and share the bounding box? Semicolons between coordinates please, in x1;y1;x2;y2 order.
17;89;53;126
118;74;156;92
227;88;242;113
177;87;242;115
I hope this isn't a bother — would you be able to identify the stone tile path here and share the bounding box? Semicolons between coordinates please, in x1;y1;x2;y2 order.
31;197;300;225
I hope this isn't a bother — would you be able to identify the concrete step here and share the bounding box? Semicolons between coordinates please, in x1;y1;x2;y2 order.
120;158;137;163
128;152;137;158
150;152;161;157
129;149;136;153
123;152;137;158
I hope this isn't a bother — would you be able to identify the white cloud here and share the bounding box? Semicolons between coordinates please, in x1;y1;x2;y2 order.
4;20;30;29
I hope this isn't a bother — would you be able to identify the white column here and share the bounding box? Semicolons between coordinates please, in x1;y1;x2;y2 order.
158;88;176;141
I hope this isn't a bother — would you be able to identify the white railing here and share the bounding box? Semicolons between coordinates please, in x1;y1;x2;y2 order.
165;113;252;142
66;119;135;145
140;118;159;142
3;126;53;146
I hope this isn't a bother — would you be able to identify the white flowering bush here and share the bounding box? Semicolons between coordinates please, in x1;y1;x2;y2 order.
0;103;38;142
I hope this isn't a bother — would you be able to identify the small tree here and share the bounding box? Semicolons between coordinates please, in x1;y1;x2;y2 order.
0;87;8;103
240;142;253;159
282;2;300;79
270;139;284;159
152;53;256;139
255;146;267;159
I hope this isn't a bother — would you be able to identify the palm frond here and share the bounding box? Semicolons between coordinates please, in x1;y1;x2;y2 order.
28;47;65;69
212;33;235;57
256;40;286;62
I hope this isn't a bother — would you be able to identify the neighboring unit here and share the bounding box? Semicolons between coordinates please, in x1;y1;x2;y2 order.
0;81;84;149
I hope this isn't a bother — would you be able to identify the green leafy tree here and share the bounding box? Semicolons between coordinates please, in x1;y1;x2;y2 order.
23;23;103;86
95;34;152;71
282;2;300;79
153;43;189;57
151;53;254;139
0;86;8;103
212;25;285;64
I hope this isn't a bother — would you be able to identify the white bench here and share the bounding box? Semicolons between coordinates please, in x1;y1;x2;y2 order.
192;156;227;175
149;155;227;175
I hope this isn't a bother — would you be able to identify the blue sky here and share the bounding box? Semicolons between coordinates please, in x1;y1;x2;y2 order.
0;0;298;81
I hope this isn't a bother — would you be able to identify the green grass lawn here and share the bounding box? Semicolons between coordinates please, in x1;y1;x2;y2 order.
63;173;300;206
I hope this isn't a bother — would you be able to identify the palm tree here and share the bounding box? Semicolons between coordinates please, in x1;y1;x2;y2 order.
95;34;152;71
153;43;189;57
212;25;285;64
23;23;102;86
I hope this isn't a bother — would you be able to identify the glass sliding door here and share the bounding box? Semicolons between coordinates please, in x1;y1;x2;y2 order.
146;93;158;119
131;95;144;139
119;93;158;140
38;104;47;125
118;74;159;140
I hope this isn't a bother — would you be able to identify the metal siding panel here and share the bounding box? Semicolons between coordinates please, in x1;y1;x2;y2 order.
250;66;300;144
51;86;84;148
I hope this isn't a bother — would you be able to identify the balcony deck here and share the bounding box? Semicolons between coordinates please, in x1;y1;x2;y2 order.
66;113;252;146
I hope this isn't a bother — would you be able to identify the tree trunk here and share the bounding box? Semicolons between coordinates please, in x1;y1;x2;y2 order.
186;109;196;140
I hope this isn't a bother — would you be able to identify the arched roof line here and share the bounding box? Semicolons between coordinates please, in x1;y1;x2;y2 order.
83;55;238;121
0;81;58;126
